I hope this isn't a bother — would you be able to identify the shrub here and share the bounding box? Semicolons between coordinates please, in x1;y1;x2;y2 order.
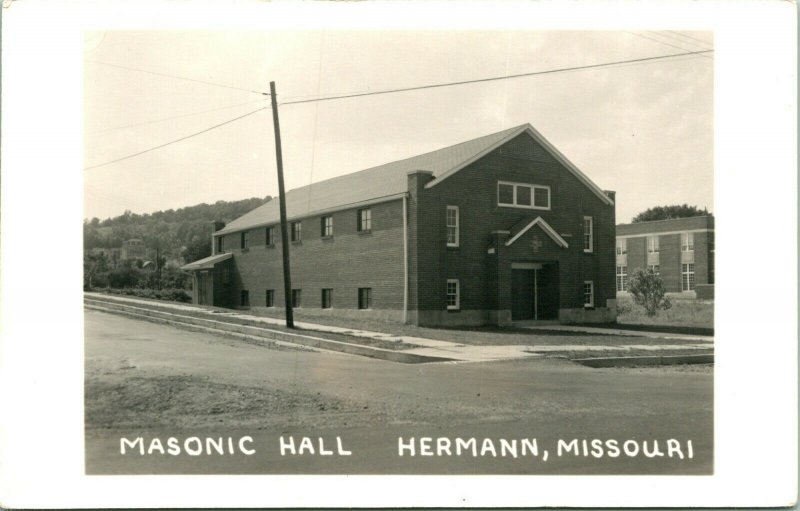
627;268;672;317
100;287;191;303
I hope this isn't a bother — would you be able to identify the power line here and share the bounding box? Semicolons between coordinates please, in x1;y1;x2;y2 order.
667;30;713;48
279;49;713;106
625;32;712;58
84;106;267;170
645;30;711;51
85;60;269;95
90;99;268;134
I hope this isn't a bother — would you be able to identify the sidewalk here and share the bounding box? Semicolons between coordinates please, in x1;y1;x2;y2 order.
521;324;713;343
85;293;713;363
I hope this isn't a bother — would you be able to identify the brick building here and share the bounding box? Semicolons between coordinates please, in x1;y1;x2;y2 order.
181;124;617;326
615;215;714;299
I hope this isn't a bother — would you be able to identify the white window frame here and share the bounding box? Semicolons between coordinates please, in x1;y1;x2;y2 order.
321;215;333;237
497;181;551;210
583;281;594;308
291;221;302;242
583;216;593;253
446;279;460;310
682;263;695;291
616;238;627;255
446;206;459;247
616;265;628;292
681;232;694;252
357;208;372;232
647;235;660;253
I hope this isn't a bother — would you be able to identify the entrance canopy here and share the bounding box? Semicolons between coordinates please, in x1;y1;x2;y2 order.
179;253;232;271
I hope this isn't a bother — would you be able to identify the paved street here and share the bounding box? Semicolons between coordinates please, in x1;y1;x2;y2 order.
84;309;713;474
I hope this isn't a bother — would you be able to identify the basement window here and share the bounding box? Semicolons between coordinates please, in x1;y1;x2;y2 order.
292;289;302;308
266;289;275;307
358;288;372;309
321;288;333;309
241;290;250;307
583;281;594;308
446;279;460;310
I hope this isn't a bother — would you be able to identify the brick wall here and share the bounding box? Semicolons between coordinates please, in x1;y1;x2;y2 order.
410;133;616;318
219;199;406;313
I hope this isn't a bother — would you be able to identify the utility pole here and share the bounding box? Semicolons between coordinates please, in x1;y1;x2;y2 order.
268;81;294;328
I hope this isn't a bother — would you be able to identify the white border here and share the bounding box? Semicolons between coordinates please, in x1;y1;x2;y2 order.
1;0;797;508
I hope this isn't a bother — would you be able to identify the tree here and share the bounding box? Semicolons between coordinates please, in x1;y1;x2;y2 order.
627;268;672;317
631;204;710;223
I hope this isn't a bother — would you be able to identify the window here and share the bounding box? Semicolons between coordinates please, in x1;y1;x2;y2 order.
616;265;628;292
647;235;660;253
321;288;333;309
265;227;275;246
265;289;274;307
616;238;627;255
291;221;302;242
583;281;594;308
497;181;550;209
446;279;460;310
240;231;249;250
682;263;695;291
321;216;333;237
357;208;372;232
216;236;225;253
241;290;250;307
681;232;694;252
358;288;372;309
291;289;302;308
583;216;593;253
446;206;459;247
648;264;660;276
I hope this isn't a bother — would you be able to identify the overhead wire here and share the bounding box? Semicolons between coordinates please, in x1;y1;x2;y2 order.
666;30;713;48
278;49;713;106
85;60;269;96
84;106;268;170
85;49;713;170
625;32;713;58
645;30;712;51
89;99;268;134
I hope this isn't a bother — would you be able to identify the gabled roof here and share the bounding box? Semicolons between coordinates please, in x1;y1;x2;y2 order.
179;252;232;271
217;123;612;235
505;217;569;248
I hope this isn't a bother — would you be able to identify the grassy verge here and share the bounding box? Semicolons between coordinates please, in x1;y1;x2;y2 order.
616;296;713;331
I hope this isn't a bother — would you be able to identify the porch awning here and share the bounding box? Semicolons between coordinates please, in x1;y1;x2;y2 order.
179;252;232;271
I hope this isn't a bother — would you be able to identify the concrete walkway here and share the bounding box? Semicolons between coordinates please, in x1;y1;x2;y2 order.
521;324;713;342
84;293;712;363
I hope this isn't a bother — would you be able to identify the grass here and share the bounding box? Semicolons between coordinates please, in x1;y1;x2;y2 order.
615;296;714;331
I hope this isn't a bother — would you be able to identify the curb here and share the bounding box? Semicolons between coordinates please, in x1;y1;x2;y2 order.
572;354;714;368
85;298;454;364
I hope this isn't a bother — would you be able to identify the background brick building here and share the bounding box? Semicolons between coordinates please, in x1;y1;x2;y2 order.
615;215;715;299
182;124;617;326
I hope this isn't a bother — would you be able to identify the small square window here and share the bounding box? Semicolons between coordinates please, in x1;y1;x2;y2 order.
358;288;372;309
291;222;302;242
321;288;333;309
498;183;514;205
241;290;250;307
265;227;275;246
265;289;275;307
357;209;372;232
291;289;302;308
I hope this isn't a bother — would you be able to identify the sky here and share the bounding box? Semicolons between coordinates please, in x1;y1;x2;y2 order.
83;30;713;224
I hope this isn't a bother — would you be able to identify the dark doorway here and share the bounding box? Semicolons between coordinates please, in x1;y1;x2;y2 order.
511;263;559;321
511;269;536;320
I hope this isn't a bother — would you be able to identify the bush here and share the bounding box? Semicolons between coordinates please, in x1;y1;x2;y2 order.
627;268;672;317
101;287;191;303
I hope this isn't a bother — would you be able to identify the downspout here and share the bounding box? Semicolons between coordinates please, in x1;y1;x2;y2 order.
403;194;408;323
